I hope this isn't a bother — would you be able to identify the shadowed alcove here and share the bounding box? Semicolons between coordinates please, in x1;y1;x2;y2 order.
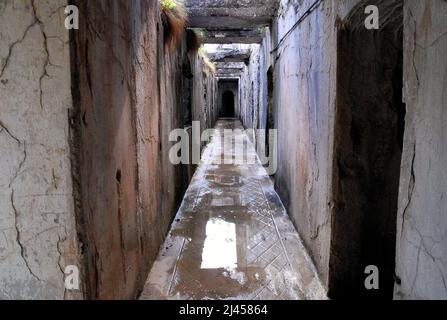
330;0;405;299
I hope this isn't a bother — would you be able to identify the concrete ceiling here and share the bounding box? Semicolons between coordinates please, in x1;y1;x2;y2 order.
186;0;277;43
186;0;277;29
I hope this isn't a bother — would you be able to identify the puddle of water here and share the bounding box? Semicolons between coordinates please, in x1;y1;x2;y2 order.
201;218;237;270
169;207;270;299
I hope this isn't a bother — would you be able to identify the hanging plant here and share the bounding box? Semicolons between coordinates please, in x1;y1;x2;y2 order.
160;0;187;52
198;48;216;76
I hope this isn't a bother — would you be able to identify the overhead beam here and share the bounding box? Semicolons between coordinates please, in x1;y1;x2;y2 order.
218;77;240;82
216;68;244;73
186;0;277;29
214;62;246;69
217;73;243;79
188;16;270;29
208;50;251;64
216;71;243;79
202;29;263;44
212;56;250;63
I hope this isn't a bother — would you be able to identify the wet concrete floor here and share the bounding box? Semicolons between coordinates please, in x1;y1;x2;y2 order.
140;120;327;300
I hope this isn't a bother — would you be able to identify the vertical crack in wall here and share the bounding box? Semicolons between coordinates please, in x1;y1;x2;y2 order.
0;120;21;144
11;190;42;282
409;244;422;295
0;121;27;189
408;8;420;89
0;23;37;79
56;234;68;299
1;0;62;109
311;216;330;241
31;0;53;110
0;122;34;280
68;2;90;297
116;172;128;284
401;142;416;241
9;142;27;189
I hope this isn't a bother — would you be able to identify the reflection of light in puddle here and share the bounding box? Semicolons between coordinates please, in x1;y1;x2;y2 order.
201;219;237;270
223;270;247;285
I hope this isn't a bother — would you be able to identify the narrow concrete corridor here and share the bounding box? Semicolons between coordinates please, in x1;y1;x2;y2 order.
140;120;326;300
1;0;446;301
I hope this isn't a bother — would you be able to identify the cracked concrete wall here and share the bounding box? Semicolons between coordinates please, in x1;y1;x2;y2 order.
237;32;272;156
191;54;218;133
394;0;447;300
272;0;363;288
230;0;359;290
238;44;261;132
247;44;261;132
252;28;272;156
271;0;445;298
0;0;82;299
257;28;272;135
72;0;216;299
0;0;217;300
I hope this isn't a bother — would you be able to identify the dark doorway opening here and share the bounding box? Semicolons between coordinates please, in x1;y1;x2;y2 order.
329;0;405;300
266;67;275;157
221;90;235;118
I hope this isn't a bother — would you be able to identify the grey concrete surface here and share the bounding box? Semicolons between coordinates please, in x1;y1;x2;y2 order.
141;120;327;300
